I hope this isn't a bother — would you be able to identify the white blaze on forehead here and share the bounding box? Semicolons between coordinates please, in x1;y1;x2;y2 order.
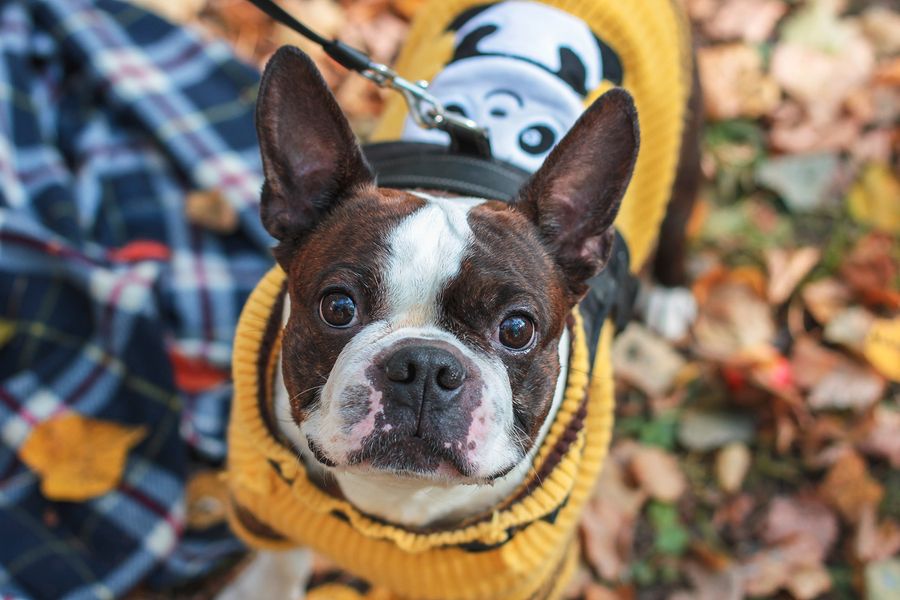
384;192;485;325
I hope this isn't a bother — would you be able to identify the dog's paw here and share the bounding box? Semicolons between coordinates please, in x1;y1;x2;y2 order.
640;284;697;341
217;549;311;600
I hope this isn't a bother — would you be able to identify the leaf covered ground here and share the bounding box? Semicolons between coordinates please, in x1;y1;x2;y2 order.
137;0;899;598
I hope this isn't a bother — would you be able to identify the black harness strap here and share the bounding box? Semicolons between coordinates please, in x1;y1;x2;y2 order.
364;142;529;201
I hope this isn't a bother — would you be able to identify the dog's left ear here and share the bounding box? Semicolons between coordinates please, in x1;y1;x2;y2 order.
256;46;373;253
515;88;639;304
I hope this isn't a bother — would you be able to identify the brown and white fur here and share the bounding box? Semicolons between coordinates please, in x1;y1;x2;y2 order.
221;43;641;598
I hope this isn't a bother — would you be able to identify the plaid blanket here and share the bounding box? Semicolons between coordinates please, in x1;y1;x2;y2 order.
0;0;274;597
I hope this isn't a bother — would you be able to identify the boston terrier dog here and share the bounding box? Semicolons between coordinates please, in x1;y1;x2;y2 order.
222;1;699;597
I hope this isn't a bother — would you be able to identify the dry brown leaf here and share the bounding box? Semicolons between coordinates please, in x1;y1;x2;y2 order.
581;459;646;580
670;562;742;600
185;471;229;529
848;163;900;234
802;277;852;324
859;407;900;468
185;189;239;234
130;0;206;23
715;442;751;494
697;44;781;121
773;1;876;125
840;233;900;309
765;247;821;304
790;336;843;390
629;445;687;502
771;39;874;125
855;504;900;563
858;6;900;57
738;535;828;598
762;495;838;561
819;451;884;523
19;413;146;501
701;0;787;42
823;306;875;351
612;323;686;397
807;356;885;413
583;584;622;600
785;565;833;600
692;275;776;363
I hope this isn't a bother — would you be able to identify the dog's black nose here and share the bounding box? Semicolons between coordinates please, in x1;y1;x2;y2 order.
384;345;467;396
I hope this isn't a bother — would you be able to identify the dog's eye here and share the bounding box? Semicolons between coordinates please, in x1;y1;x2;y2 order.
498;315;535;350
319;292;356;328
518;124;556;155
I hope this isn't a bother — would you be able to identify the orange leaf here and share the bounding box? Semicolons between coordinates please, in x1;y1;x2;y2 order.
19;413;146;501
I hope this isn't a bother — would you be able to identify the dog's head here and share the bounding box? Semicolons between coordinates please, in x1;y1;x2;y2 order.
258;47;638;484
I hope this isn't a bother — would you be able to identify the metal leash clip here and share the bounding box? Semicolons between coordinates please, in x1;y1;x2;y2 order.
361;62;486;138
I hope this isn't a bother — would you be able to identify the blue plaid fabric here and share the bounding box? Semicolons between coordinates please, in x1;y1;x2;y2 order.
0;0;274;597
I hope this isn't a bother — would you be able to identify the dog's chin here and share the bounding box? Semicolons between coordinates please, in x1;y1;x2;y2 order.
306;434;520;486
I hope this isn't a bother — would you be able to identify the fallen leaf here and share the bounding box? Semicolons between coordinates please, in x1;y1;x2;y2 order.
773;0;875;124
629;445;687;502
670;562;742;600
865;558;900;600
819;451;884;523
802;278;852;324
738;535;829;598
765;246;821;304
715;442;751;494
186;471;229;529
19;413;146;501
762;495;838;561
823;306;875;351
697;44;781;120
859;407;900;468
678;409;755;451
582;459;645;580
612;323;686;397
855;504;900;563
701;0;787;43
130;0;206;23
848;163;900;234
840;233;900;309
390;0;425;20
185;189;239;234
807;357;885;413
864;317;900;381
692;276;776;363
790;336;843;390
755;153;840;213
785;565;833;600
858;6;900;57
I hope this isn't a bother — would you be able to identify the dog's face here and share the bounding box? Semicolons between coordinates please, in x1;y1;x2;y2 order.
256;47;638;484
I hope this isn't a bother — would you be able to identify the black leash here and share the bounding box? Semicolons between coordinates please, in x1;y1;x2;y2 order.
246;0;492;157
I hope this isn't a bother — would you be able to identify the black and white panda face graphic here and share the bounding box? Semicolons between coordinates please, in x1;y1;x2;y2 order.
399;1;622;173
447;90;557;155
401;55;587;172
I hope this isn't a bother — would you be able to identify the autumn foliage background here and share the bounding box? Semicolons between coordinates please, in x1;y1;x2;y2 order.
136;0;898;598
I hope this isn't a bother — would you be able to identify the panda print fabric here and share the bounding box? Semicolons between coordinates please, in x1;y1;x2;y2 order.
400;1;623;172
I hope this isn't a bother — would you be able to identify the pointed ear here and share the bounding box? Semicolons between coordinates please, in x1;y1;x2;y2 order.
515;88;639;303
256;46;373;250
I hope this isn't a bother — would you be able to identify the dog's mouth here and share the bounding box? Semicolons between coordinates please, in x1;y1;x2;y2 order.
305;432;518;484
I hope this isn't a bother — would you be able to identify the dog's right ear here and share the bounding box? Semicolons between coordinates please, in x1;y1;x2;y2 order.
256;46;373;252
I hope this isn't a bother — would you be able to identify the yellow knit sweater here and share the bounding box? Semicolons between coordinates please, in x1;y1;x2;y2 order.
226;266;615;599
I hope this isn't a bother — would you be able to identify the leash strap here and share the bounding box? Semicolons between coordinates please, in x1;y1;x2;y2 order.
246;0;492;157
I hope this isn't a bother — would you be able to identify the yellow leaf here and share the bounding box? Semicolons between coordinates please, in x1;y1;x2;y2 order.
865;317;900;382
848;163;900;234
19;413;146;501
